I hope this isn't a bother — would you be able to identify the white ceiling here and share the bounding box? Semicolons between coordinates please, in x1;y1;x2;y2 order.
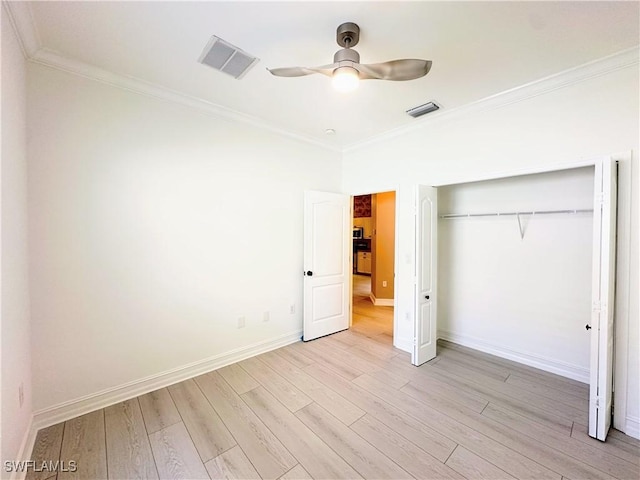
25;1;640;148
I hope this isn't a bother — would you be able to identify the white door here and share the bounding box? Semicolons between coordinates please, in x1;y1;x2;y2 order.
303;191;350;341
589;158;617;441
413;185;438;366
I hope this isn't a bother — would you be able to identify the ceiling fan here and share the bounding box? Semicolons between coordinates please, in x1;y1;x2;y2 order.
268;22;432;92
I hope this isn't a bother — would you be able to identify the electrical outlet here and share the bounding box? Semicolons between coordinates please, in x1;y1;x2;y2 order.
19;383;24;408
382;280;387;287
289;303;295;314
263;311;270;322
237;316;246;329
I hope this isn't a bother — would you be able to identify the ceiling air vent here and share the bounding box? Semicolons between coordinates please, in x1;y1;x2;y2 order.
406;101;440;118
198;36;259;79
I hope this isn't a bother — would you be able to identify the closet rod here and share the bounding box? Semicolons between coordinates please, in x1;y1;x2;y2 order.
439;208;593;219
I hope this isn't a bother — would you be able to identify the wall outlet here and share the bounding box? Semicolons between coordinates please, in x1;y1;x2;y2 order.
19;382;24;408
289;303;295;314
237;316;246;329
382;280;388;287
263;311;270;322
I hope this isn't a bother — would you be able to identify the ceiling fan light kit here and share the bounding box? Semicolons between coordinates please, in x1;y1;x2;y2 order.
268;22;432;92
332;67;360;92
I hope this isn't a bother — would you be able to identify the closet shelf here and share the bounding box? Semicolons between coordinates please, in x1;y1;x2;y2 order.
439;208;593;219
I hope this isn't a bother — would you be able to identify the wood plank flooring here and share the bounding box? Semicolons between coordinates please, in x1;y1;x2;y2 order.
26;275;639;479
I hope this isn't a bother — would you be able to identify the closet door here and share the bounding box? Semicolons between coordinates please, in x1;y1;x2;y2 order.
589;158;617;441
413;185;438;366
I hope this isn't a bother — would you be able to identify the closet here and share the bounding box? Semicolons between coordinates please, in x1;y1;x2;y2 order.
437;167;595;383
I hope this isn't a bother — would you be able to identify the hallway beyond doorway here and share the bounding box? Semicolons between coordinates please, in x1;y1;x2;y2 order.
352;274;394;340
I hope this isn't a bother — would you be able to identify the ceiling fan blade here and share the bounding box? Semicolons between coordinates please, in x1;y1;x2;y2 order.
356;59;432;81
268;64;337;78
267;67;316;77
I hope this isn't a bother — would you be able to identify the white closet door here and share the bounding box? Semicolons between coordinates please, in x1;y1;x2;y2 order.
589;158;617;441
303;191;350;341
413;185;438;366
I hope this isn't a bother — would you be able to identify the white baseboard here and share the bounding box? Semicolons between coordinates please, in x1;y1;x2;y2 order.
10;415;36;480
31;330;302;432
369;293;394;307
438;330;589;383
625;416;640;440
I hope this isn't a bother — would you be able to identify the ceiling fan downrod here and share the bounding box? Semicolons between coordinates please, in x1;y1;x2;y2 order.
334;22;360;64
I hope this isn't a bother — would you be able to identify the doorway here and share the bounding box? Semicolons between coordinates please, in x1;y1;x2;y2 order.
351;191;396;343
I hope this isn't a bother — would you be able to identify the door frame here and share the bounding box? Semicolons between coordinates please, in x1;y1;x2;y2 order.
349;189;401;343
429;152;632;434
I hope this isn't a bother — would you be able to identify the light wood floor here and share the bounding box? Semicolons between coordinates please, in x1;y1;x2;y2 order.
352;274;393;339
28;286;639;480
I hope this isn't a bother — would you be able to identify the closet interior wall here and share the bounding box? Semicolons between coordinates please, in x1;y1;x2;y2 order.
437;167;595;382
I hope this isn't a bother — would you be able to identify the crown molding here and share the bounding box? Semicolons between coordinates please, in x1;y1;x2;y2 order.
3;0;339;153
2;0;41;58
344;46;640;154
30;49;341;152
5;0;638;156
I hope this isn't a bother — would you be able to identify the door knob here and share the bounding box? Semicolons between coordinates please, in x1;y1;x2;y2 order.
425;295;430;299
306;271;313;276
585;324;591;330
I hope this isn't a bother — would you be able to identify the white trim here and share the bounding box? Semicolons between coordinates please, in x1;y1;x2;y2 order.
9;416;36;480
369;293;394;306
625;416;640;440
349;198;354;329
29;49;340;153
31;331;301;431
612;152;633;434
344;46;640;153
392;188;401;345
2;1;40;58
432;158;599;187
439;330;590;383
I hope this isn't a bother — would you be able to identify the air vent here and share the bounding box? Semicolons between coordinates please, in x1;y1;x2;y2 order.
406;101;440;118
198;36;259;79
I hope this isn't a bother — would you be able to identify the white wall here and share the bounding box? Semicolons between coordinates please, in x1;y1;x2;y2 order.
27;63;342;413
438;168;594;380
1;7;33;467
343;65;639;435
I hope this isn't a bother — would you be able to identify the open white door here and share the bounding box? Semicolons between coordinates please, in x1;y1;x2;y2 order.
413;185;438;366
303;191;350;341
589;158;617;441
